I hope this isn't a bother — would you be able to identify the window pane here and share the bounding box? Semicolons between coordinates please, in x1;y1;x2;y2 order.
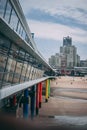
25;34;28;42
19;24;23;35
13;60;22;83
18;49;25;61
25;53;30;63
20;63;27;82
4;58;16;83
0;0;7;17
10;44;19;59
10;8;18;31
17;22;23;36
6;58;16;73
0;34;11;55
29;66;33;80
0;55;7;73
4;0;12;23
17;21;21;34
22;29;26;40
25;65;31;81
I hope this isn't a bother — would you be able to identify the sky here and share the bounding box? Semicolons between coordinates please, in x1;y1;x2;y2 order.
19;0;87;62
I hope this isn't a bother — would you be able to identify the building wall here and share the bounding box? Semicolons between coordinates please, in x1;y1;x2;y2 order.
60;42;78;68
49;53;61;69
77;55;80;66
80;60;87;67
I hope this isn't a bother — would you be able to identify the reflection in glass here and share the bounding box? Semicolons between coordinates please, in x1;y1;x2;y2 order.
0;0;7;17
10;44;19;59
4;0;12;23
20;63;27;82
17;21;22;35
0;55;7;72
30;67;34;80
25;65;31;81
4;58;16;83
10;8;18;31
16;20;20;33
0;56;7;82
0;34;11;55
22;29;26;40
13;61;22;83
19;49;25;61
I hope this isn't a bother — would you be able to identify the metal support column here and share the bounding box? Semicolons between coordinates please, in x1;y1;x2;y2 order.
48;79;50;98
23;89;29;118
13;95;16;106
45;79;48;102
36;84;39;116
30;85;36;119
39;82;42;108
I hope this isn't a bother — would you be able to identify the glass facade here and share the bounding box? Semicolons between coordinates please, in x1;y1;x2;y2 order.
0;0;34;48
10;8;18;31
0;0;7;18
0;0;53;90
4;0;12;23
0;33;44;88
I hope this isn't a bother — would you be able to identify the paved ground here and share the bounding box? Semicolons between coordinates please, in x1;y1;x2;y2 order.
1;76;87;130
37;76;87;129
51;76;87;88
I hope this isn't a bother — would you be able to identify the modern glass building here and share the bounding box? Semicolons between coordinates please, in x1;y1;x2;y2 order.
0;0;54;89
63;36;72;46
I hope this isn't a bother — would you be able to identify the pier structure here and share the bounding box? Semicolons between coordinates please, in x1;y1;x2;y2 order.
0;0;56;118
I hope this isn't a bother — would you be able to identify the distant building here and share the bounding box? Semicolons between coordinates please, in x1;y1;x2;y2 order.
60;45;76;68
60;54;67;68
49;55;56;68
63;36;72;46
77;55;80;67
49;36;80;70
49;53;61;69
60;36;80;68
80;60;87;67
31;33;34;39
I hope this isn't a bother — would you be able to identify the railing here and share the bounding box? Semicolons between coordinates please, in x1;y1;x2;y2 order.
0;76;56;100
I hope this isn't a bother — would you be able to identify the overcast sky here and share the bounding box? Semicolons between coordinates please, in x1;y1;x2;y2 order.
19;0;87;62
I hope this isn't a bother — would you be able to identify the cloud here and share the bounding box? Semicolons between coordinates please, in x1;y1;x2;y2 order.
20;0;87;26
20;0;87;13
27;19;87;43
26;8;87;31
